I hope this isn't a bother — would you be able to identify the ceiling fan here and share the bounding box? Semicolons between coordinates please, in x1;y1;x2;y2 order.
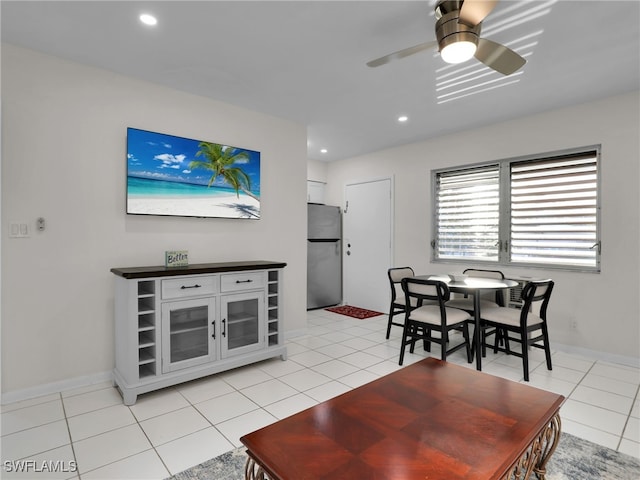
367;0;526;75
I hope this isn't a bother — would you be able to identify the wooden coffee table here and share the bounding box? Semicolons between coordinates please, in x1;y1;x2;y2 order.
240;358;564;480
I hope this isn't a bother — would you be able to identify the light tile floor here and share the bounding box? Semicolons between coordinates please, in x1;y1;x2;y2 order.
2;309;639;479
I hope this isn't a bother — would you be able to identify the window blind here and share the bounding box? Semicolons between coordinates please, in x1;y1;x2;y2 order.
510;151;599;268
435;165;500;261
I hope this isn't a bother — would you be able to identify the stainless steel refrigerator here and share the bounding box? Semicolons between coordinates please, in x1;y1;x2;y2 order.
307;203;342;309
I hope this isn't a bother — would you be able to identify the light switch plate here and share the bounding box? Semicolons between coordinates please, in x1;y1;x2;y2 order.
9;222;29;238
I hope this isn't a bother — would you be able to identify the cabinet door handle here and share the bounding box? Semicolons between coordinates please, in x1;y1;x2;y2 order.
235;279;253;284
180;284;202;289
222;319;226;337
212;321;216;339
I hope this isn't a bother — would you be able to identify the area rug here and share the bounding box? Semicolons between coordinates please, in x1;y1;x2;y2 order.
325;305;384;319
167;432;640;480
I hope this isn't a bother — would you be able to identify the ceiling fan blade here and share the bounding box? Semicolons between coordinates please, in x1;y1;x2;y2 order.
366;40;437;68
459;0;498;26
475;38;526;75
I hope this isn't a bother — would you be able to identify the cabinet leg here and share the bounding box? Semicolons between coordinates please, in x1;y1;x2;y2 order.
280;353;287;361
122;391;137;406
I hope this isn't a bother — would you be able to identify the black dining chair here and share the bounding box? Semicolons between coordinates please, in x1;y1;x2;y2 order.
399;277;472;365
481;280;554;381
386;267;416;339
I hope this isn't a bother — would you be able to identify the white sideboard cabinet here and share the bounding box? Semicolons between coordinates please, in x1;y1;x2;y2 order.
111;261;287;405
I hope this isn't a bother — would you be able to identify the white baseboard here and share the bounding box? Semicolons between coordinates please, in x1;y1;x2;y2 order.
1;371;113;406
554;342;640;368
2;331;310;406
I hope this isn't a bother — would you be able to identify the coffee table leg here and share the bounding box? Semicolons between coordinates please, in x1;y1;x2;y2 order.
533;413;562;479
501;413;561;480
245;456;271;480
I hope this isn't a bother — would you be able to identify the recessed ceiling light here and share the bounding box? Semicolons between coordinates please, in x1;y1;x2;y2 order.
320;149;328;154
398;115;409;123
139;14;157;26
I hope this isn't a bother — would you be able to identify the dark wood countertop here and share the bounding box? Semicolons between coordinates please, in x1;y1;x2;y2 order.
111;260;287;279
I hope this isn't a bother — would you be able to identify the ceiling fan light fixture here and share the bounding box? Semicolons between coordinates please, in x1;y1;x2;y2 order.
441;40;477;63
436;9;480;64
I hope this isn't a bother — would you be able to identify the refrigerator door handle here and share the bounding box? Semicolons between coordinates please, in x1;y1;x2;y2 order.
308;239;341;242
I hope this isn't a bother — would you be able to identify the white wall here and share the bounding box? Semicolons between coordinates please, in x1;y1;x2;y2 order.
307;159;328;183
325;91;640;362
1;45;308;396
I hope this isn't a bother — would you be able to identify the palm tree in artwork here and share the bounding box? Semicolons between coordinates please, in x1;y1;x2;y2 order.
189;142;257;199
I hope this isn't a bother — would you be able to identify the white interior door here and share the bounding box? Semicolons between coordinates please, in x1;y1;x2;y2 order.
343;178;393;312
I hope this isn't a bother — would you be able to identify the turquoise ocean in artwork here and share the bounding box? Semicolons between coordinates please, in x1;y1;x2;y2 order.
128;177;260;198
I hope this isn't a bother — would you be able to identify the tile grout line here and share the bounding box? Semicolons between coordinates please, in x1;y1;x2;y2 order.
59;391;80;480
134;391;186;478
616;383;640;452
564;360;633;453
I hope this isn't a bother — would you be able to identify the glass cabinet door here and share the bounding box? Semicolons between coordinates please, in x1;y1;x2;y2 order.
161;298;215;373
221;292;265;358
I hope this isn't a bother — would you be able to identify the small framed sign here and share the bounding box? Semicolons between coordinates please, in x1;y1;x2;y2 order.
165;250;189;268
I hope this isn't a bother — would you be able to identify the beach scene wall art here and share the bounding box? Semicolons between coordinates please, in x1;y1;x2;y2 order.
127;128;261;219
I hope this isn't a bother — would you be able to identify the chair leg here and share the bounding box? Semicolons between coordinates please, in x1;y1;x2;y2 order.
463;323;472;364
496;328;511;355
481;327;487;358
398;321;411;366
409;326;417;354
440;329;447;362
419;325;428;351
521;328;529;382
424;327;431;352
502;328;511;353
541;323;553;371
386;307;398;339
469;323;477;360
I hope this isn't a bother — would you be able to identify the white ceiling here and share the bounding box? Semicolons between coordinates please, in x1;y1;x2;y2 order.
2;1;639;162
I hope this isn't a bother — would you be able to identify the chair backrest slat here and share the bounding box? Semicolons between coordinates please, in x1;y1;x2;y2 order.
388;267;415;304
462;268;507;305
520;280;554;322
389;267;414;283
463;268;504;280
401;278;450;303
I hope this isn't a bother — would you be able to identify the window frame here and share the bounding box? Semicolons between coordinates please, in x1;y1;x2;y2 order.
431;145;601;273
